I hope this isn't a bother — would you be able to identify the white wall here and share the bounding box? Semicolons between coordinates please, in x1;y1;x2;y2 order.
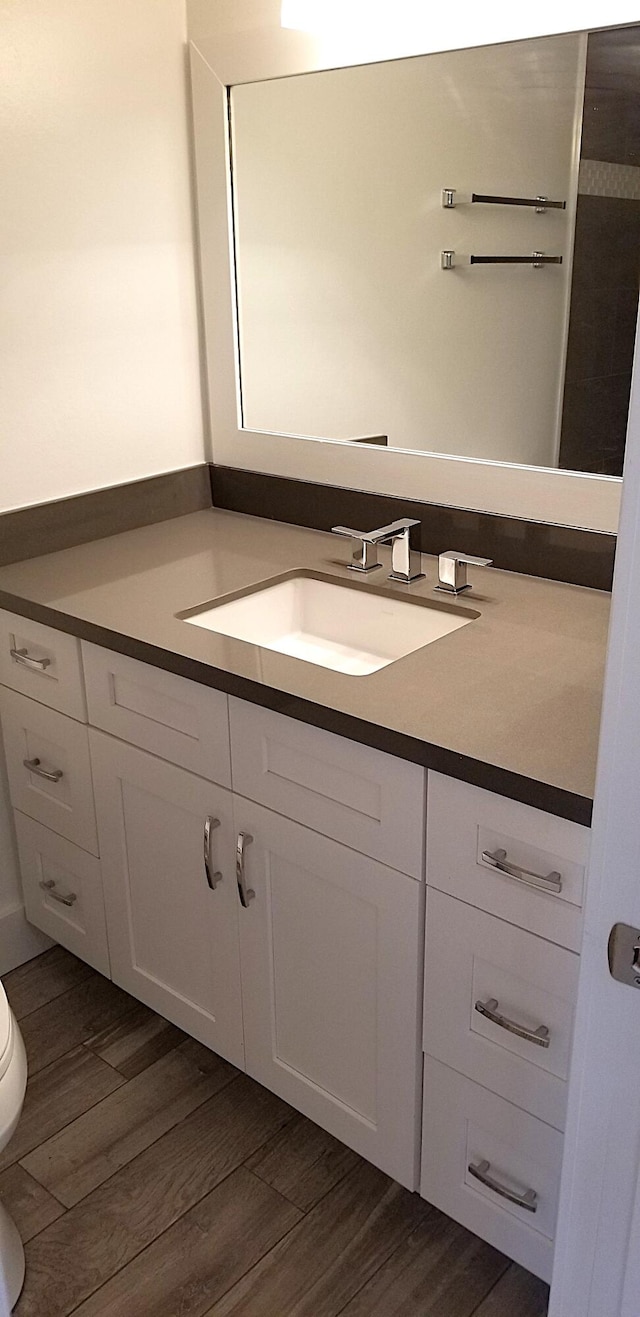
232;36;582;467
0;0;204;969
1;0;204;514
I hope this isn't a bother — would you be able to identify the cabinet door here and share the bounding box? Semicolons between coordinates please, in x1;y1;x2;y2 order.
234;799;423;1189
89;730;244;1069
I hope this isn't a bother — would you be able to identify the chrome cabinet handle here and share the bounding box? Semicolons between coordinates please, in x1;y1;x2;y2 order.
204;816;222;890
39;879;77;908
475;996;550;1048
23;757;63;783
236;832;255;908
10;647;51;671
468;1159;537;1213
481;847;562;895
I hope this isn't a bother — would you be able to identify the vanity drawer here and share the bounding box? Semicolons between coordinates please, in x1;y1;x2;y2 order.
420;1055;562;1283
426;772;588;951
0;688;98;854
423;889;578;1129
0;610;86;721
229;697;425;878
14;813;110;977
82;643;231;785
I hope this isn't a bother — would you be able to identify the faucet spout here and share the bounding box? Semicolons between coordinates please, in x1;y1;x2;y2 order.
332;518;424;583
381;520;424;584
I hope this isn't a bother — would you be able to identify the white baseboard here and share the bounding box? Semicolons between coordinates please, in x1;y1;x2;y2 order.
0;904;53;976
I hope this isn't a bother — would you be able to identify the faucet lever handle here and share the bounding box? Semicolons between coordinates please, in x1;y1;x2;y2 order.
332;519;419;544
366;517;420;543
332;524;372;541
331;525;382;574
440;551;493;567
436;550;493;595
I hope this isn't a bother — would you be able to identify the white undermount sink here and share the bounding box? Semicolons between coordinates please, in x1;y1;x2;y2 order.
180;573;476;676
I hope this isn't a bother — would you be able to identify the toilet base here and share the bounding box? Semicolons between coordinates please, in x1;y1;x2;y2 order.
0;1199;25;1312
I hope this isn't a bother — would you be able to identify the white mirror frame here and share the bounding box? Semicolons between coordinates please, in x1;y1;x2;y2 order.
187;0;637;533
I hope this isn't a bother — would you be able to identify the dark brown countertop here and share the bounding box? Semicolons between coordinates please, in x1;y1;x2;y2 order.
0;508;610;825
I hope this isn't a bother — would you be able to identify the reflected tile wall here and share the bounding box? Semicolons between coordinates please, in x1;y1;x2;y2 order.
559;27;640;477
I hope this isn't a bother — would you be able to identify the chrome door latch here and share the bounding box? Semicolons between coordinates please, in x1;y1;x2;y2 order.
607;923;640;987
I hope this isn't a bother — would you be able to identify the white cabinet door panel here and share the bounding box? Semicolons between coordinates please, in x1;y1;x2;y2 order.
235;798;423;1188
89;730;244;1069
229;697;425;877
82;643;231;783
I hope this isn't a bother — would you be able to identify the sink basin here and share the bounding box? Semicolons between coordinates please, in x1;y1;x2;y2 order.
180;573;476;676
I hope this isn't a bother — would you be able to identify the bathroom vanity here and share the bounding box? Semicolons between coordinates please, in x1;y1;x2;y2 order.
0;508;604;1284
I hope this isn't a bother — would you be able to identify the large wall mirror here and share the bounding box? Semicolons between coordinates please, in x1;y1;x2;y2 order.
188;3;639;531
232;28;639;478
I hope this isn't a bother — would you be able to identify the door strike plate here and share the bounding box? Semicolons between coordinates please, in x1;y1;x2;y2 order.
608;922;640;988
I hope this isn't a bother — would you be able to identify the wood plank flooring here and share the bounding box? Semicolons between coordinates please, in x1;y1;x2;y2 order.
0;948;549;1316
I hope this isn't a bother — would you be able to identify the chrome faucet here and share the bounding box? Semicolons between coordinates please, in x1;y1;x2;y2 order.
436;550;493;594
332;518;425;584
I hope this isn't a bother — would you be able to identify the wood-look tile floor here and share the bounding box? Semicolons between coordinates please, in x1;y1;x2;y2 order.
0;948;550;1316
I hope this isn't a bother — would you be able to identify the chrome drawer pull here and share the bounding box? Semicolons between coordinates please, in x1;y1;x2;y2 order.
23;757;63;783
204;816;222;890
468;1158;538;1212
481;847;562;895
39;879;77;908
10;647;51;672
475;996;550;1048
236;832;255;908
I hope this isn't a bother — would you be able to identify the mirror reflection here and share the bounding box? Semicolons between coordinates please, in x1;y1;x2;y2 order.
230;25;640;477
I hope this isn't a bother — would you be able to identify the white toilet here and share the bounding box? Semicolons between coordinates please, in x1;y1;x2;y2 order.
0;984;27;1313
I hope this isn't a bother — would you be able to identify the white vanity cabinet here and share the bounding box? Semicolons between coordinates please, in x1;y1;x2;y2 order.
85;691;423;1188
0;625;423;1187
0;612;592;1273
